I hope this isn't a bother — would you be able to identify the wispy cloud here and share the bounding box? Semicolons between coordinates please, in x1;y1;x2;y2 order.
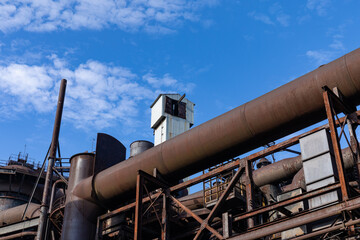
306;50;334;65
0;54;195;129
248;3;290;27
306;25;346;65
248;11;274;25
306;0;331;16
0;0;218;33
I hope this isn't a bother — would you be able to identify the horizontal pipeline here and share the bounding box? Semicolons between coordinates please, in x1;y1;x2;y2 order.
75;48;360;206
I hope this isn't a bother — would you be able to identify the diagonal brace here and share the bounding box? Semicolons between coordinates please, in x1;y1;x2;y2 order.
194;166;245;240
168;194;224;240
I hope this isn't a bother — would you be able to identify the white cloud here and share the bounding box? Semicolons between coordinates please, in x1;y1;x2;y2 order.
0;0;218;33
306;0;331;16
306;30;346;65
248;3;290;27
248;11;274;25
306;50;333;65
276;14;290;27
143;73;178;87
0;55;195;129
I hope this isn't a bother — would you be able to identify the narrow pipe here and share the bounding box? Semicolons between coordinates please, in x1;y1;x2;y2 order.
74;49;360;206
48;179;66;214
37;79;67;240
228;196;360;239
0;232;37;240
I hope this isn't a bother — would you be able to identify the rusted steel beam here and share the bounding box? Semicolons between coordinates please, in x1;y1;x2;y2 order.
245;160;254;228
134;172;144;240
37;79;67;240
233;183;340;222
168;195;224;240
95;217;102;240
323;90;349;200
193;167;245;240
99;127;357;224
229;196;360;240
290;218;360;240
161;193;169;240
74;48;360;206
323;86;356;114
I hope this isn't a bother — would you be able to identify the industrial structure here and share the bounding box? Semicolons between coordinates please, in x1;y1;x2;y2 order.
1;48;360;239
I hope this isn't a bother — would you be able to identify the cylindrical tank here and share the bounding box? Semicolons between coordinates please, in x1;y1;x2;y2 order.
0;203;40;226
74;48;360;205
61;153;102;240
0;165;44;211
129;140;154;158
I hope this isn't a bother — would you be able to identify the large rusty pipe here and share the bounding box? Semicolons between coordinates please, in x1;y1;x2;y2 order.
61;153;103;240
0;203;40;227
75;48;360;205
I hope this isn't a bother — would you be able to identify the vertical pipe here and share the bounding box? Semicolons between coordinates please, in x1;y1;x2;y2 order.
134;172;144;240
37;79;67;240
61;153;101;240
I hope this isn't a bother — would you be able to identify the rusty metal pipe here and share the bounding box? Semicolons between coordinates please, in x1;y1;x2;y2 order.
0;232;37;240
61;153;103;240
75;49;360;205
228;195;360;239
37;79;67;240
251;147;353;187
0;203;40;227
48;179;66;214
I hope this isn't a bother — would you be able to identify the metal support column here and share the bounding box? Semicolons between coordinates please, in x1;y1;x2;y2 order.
347;115;360;184
222;212;232;238
323;89;348;200
161;191;169;240
134;171;144;240
245;159;254;228
36;79;67;240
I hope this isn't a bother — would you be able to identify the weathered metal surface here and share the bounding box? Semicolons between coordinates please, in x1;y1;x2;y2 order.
95;133;126;175
61;153;102;240
193;167;244;239
0;218;39;236
291;218;360;240
75;49;360;206
233;183;340;223
0;203;40;227
134;172;144;240
229;192;360;239
0;231;37;240
323;90;350;200
277;188;306;239
300;129;339;211
130;141;154;158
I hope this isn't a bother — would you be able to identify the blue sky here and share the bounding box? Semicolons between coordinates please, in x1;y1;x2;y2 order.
0;0;359;165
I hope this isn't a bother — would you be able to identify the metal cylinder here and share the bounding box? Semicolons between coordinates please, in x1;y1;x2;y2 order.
61;153;101;240
130;140;154;158
0;203;40;227
74;48;360;205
